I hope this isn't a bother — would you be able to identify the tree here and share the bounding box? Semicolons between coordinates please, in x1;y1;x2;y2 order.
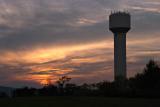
56;76;71;88
130;60;160;89
56;76;71;95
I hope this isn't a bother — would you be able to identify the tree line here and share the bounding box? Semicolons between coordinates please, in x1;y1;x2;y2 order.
13;60;160;98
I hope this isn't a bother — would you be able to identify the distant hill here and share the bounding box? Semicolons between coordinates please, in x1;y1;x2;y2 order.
0;86;14;97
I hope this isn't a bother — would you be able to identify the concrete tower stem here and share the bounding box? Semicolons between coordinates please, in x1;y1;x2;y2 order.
114;33;126;81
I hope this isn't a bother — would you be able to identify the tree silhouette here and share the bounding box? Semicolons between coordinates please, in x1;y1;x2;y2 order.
57;76;71;88
129;60;160;90
13;60;160;98
56;76;71;95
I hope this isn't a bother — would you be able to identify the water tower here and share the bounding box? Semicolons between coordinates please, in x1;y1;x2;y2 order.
109;12;131;81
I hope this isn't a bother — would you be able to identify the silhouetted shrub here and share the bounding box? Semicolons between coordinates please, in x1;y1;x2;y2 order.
13;60;160;98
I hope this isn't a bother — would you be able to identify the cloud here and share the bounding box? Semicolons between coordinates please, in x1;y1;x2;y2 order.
0;0;159;51
0;0;160;87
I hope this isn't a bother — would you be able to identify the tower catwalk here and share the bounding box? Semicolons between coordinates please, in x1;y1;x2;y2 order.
109;12;131;81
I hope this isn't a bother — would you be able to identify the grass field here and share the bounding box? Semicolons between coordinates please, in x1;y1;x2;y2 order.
0;97;160;107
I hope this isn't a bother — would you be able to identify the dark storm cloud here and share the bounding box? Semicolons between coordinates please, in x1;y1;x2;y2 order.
29;70;58;75
0;0;159;51
0;0;160;87
0;64;31;77
0;0;109;50
130;10;160;37
0;20;108;51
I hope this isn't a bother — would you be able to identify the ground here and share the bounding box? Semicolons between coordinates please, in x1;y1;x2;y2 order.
0;97;160;107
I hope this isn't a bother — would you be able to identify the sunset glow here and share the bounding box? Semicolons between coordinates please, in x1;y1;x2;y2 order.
0;0;160;87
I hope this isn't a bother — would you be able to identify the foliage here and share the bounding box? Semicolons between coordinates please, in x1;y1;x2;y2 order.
14;60;160;98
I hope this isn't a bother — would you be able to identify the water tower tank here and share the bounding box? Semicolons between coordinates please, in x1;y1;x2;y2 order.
109;12;131;33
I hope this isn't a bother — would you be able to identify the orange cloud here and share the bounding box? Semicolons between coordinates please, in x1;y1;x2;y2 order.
0;40;112;64
0;40;112;85
3;36;160;86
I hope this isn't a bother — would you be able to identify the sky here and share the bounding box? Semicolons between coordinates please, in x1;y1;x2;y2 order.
0;0;160;88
